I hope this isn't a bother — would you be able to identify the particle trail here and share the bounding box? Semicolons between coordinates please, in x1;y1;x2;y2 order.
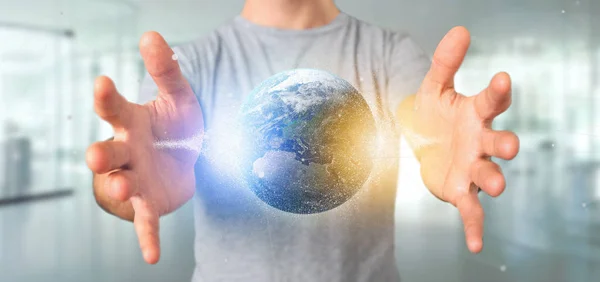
398;125;440;150
153;132;204;153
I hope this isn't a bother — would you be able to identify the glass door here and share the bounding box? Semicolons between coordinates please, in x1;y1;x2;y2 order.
0;24;74;201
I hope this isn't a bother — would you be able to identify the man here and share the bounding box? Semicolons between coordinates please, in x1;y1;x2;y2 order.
86;0;520;281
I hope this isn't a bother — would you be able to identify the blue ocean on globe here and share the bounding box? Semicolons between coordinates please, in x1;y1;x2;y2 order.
238;69;377;214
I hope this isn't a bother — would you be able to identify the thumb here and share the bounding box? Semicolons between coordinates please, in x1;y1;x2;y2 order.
139;31;195;106
421;26;471;94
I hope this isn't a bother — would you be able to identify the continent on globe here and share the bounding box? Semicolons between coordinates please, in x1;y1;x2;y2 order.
239;69;377;214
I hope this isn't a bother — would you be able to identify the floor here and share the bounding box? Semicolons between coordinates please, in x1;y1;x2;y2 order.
1;147;600;282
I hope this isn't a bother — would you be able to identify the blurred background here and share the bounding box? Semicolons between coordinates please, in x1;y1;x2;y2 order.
0;0;599;281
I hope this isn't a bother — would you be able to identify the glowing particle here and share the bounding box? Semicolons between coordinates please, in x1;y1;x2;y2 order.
500;265;507;272
551;144;555;147
561;10;566;14
172;54;179;61
258;171;265;178
582;202;587;208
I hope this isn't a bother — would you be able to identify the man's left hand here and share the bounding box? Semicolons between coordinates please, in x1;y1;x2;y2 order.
398;26;520;253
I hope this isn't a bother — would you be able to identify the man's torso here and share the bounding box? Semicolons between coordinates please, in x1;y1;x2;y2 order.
139;12;430;282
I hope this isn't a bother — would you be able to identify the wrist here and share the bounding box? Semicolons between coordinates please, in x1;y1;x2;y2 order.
396;94;430;163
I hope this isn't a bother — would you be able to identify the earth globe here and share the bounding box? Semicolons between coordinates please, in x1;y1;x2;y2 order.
239;69;376;214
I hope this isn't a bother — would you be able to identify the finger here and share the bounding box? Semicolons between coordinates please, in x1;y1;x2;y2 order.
456;191;485;253
475;72;512;120
106;170;139;202
86;141;130;174
94;76;131;128
139;31;194;104
131;196;161;264
470;159;505;197
481;129;520;160
422;26;471;93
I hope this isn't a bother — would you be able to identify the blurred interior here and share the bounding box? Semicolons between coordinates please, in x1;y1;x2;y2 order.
1;0;599;281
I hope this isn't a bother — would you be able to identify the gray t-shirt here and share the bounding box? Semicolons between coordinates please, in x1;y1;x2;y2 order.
139;12;430;282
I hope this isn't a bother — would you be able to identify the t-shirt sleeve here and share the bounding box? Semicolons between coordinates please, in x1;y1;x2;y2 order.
137;44;199;104
385;32;431;114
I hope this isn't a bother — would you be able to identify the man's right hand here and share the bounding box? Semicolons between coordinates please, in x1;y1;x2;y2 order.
85;31;204;264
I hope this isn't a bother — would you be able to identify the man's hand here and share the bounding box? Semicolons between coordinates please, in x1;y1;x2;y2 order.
85;32;204;264
397;27;520;253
